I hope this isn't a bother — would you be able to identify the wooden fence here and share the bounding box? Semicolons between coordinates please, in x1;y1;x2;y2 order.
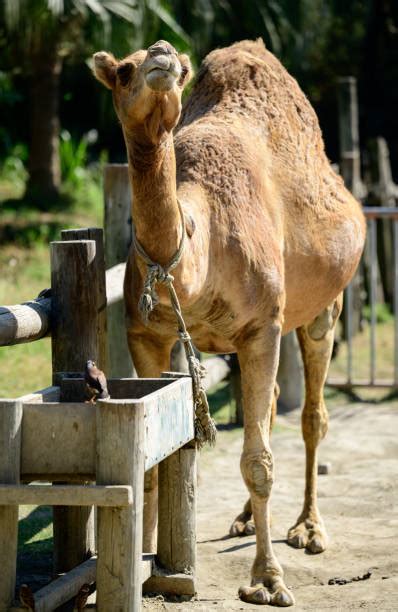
0;168;230;611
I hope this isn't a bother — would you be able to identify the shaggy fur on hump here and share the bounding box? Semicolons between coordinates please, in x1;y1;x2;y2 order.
175;39;346;221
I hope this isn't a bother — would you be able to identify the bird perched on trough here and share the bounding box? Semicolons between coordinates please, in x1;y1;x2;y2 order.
85;360;110;403
19;584;35;611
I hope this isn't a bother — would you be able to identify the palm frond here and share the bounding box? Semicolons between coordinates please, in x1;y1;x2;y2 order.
4;0;21;30
102;0;142;25
147;0;191;45
48;0;64;16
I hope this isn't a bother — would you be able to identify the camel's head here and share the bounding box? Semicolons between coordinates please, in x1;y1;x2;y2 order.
93;40;192;144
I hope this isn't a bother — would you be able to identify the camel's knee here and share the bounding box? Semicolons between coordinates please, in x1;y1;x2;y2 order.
307;298;342;341
241;448;274;499
302;402;328;447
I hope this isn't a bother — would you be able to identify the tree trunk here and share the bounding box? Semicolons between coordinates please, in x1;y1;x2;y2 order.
26;50;62;205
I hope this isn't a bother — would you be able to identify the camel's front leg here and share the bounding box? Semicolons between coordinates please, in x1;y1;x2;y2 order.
128;331;174;553
287;295;342;553
230;383;279;537
237;329;294;607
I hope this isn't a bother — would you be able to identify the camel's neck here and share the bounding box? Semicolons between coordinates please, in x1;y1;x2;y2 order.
124;128;182;266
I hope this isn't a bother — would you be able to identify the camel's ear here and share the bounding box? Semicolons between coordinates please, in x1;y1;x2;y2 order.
116;61;135;87
93;51;117;89
178;54;193;89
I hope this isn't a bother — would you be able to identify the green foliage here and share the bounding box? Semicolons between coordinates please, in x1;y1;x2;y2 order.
59;128;101;186
0;143;28;192
363;303;393;325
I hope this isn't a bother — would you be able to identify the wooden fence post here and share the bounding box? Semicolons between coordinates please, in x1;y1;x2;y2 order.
51;234;106;574
155;442;197;594
337;77;366;200
104;164;135;378
96;399;145;611
338;76;366;338
0;399;22;610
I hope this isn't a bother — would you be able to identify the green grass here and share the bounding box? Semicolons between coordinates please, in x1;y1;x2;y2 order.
18;505;53;553
0;176;103;398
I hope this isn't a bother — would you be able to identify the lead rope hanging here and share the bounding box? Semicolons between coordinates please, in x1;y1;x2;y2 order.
132;201;217;448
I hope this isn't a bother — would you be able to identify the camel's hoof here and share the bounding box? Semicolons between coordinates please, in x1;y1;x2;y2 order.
287;518;328;554
244;519;256;535
229;512;254;537
239;583;294;607
239;585;270;604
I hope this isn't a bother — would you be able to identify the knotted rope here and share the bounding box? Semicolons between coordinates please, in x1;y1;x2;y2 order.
132;201;217;448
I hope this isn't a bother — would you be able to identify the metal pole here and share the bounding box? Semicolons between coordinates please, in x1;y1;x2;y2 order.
345;283;353;385
369;219;377;385
394;220;398;384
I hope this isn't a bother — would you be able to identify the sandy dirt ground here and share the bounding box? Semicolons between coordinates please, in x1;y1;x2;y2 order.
144;399;398;611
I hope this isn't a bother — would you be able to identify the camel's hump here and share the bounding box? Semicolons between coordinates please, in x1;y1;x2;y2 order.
179;38;319;139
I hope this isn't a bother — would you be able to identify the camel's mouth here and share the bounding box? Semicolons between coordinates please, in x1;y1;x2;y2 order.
145;64;180;92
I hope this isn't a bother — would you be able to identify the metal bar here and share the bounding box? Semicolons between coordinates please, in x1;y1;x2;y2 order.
327;379;398;389
363;206;398;219
345;283;353;385
369;219;377;384
394;220;398;384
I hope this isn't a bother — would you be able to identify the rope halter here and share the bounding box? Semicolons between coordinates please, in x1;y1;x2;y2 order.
132;201;217;448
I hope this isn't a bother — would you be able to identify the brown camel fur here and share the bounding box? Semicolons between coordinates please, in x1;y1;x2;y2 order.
93;39;365;607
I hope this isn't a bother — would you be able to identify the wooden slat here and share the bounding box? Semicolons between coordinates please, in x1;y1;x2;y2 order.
144;377;194;471
96;399;145;611
158;445;197;577
18;385;60;403
60;376;176;402
0;297;51;347
143;572;196;597
0;484;133;507
15;556;96;612
0;400;22;610
21;402;96;481
20;378;194;481
10;554;154;612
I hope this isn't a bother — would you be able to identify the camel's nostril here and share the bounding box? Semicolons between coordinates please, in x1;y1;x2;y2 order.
148;40;176;57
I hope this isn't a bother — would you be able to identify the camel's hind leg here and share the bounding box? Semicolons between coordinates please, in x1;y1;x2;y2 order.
287;294;342;553
229;383;279;537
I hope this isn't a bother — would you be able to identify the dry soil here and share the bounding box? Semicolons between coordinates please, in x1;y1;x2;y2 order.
144;399;398;611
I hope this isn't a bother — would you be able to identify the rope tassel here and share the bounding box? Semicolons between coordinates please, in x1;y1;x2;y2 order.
132;202;217;448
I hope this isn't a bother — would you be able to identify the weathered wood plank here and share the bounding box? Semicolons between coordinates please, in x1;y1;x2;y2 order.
143;572;196;597
0;399;22;610
51;233;107;573
96;399;145;611
0;297;51;346
60;376;176;402
144;377;194;471
157;446;197;578
104;164;135;377
9;554;154;612
0;263;126;348
106;262;126;306
18;385;60;403
23;556;96;612
20;379;194;481
21;402;96;481
0;484;133;507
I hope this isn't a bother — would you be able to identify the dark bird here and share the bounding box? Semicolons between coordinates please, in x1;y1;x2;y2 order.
85;360;110;403
74;582;92;611
19;584;35;611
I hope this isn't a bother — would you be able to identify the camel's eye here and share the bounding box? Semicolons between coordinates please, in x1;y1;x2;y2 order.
117;62;134;87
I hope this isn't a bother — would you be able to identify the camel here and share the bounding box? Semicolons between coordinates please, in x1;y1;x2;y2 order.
93;39;366;606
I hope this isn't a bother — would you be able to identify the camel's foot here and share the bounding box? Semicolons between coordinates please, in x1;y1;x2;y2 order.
287;517;328;553
239;575;294;607
229;510;255;537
